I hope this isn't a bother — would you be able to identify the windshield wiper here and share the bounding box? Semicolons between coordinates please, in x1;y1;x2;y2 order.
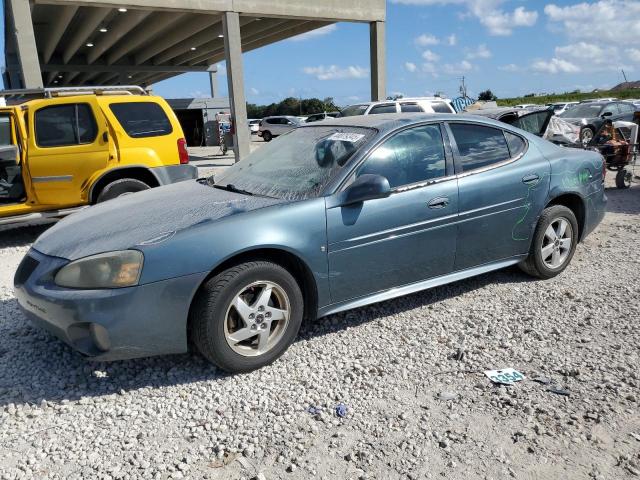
213;183;254;196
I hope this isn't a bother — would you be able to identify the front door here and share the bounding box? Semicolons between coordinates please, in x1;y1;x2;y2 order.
27;97;110;207
326;123;459;304
447;121;551;270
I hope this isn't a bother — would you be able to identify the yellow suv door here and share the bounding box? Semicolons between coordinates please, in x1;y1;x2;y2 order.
27;96;110;207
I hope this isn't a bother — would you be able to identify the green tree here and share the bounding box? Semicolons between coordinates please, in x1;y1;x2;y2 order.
478;89;497;101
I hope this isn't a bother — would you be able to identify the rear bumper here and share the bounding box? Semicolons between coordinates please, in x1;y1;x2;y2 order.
152;164;198;185
582;188;607;240
14;248;207;361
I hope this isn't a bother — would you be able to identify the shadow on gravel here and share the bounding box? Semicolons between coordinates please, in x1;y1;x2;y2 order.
0;223;52;249
605;184;640;215
0;265;532;407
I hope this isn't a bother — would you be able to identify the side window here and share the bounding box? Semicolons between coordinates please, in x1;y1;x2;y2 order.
369;104;397;115
0;116;12;146
602;104;619;115
109;102;172;138
504;131;527;158
356;124;447;188
619;102;635;113
430;101;453;113
400;103;424;113
35;104;98;147
449;123;511;172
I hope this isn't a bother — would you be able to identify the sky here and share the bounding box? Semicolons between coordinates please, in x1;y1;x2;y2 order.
3;0;640;105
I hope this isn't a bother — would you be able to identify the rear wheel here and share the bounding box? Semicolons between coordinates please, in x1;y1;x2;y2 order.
262;131;273;142
519;205;578;279
96;178;150;203
580;126;594;146
190;261;303;373
616;168;632;189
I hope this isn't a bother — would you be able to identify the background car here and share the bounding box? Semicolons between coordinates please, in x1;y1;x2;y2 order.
559;100;637;144
305;112;340;123
258;116;300;142
248;119;260;135
16;114;606;373
339;97;455;117
546;102;579;115
514;103;538;109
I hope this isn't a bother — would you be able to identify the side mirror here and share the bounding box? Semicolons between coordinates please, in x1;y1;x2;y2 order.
339;174;391;206
602;111;613;118
0;145;19;164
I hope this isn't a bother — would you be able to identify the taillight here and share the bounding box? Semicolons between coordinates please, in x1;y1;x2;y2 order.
177;138;189;164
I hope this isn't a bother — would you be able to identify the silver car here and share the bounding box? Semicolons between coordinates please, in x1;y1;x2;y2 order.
258;116;299;142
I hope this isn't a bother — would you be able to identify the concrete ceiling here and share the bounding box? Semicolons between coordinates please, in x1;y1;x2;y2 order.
27;4;333;87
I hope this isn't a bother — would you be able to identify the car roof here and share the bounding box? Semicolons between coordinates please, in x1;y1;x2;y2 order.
299;112;511;133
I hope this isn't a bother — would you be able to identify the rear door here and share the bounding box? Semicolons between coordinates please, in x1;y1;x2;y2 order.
447;121;551;270
27;97;110;207
326;123;459;303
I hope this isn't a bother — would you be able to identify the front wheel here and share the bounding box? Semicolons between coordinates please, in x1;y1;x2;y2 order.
96;178;150;203
616;168;632;189
519;205;579;279
262;131;273;142
190;261;304;373
580;126;594;146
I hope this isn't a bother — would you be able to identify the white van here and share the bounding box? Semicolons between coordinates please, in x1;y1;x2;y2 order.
339;97;455;117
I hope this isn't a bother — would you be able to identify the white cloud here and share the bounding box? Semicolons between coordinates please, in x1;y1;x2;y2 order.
498;63;520;72
404;62;418;73
249;87;259;95
346;95;361;101
391;0;538;36
446;34;457;46
302;65;369;80
289;24;337;42
628;48;640;63
443;60;474;74
531;58;580;74
422;49;440;62
414;33;439;46
465;44;491;59
545;1;640;43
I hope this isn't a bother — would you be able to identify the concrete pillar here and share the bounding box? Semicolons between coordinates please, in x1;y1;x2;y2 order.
222;12;251;162
7;0;43;88
208;65;219;98
369;21;386;102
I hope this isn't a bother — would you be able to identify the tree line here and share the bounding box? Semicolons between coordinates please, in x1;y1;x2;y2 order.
246;97;341;119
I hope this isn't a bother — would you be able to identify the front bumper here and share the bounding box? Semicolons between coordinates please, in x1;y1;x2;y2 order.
14;248;207;361
152;164;198;186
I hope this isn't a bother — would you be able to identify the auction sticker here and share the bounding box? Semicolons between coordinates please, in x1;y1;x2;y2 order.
328;132;365;143
484;368;525;385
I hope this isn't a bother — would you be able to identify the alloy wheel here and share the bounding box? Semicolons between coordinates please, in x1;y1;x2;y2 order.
223;281;290;357
541;218;573;269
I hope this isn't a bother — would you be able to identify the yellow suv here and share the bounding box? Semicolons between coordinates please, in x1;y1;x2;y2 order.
0;86;196;226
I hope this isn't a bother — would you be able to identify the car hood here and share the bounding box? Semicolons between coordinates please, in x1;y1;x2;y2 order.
33;180;285;260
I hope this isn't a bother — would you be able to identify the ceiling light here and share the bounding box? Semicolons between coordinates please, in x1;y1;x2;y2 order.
218;34;224;38
190;47;197;51
57;74;63;78
118;8;127;12
86;43;94;47
127;75;132;79
99;27;108;33
53;80;58;84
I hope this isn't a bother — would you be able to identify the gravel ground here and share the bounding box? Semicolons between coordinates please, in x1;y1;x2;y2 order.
0;177;639;480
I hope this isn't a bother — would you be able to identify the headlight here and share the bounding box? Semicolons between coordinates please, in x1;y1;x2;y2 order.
54;250;144;289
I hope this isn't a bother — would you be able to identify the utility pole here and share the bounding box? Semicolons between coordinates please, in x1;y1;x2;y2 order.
622;69;628;83
459;76;467;98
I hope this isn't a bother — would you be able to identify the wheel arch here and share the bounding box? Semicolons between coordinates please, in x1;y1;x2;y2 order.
89;166;160;204
546;192;586;241
186;247;319;343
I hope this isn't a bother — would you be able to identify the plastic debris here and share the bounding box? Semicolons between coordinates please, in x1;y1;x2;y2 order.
307;406;321;415
438;392;458;401
532;376;552;385
335;403;347;418
547;386;570;396
484;368;525;385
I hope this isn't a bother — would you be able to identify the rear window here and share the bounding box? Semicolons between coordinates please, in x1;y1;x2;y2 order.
340;104;369;117
109;102;173;138
369;104;397;115
449;123;511;172
400;103;424;113
431;101;453;113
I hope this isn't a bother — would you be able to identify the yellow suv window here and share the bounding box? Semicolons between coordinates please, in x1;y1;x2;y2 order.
109;102;173;138
35;103;98;147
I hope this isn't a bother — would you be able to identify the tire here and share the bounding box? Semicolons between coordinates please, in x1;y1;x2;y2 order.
96;178;150;203
519;205;579;279
262;131;273;142
580;126;594;146
190;261;304;373
616;168;632;189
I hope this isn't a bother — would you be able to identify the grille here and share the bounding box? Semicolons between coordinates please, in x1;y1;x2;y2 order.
14;254;39;286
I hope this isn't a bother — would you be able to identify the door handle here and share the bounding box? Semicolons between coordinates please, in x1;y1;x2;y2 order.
522;173;540;185
428;196;449;209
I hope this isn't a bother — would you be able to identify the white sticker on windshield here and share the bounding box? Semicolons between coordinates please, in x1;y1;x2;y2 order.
328;132;365;143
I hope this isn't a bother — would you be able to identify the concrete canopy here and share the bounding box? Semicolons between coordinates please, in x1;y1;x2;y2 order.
4;0;385;88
